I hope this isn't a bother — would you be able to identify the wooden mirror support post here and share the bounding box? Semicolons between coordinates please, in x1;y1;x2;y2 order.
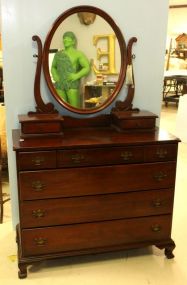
18;35;63;139
111;37;158;132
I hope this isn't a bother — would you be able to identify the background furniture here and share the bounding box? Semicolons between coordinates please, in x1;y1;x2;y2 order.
84;84;116;108
175;33;187;59
0;138;10;223
0;67;4;103
0;103;8;169
163;71;187;106
0;139;2;223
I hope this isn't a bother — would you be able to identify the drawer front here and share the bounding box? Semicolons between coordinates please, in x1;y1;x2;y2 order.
21;215;172;256
144;144;178;162
21;121;62;134
19;162;176;200
17;151;57;170
57;146;144;167
20;189;174;228
119;118;155;129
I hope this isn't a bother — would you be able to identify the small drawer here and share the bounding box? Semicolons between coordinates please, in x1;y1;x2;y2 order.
144;144;178;162
17;151;56;170
119;118;156;129
21;215;172;256
20;189;174;228
19;162;176;200
57;146;144;167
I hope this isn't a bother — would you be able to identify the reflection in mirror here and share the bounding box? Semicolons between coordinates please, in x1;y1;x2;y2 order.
77;12;96;25
44;6;126;114
50;31;91;108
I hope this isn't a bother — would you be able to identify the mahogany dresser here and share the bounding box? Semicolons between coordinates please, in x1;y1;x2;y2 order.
13;116;179;278
11;3;181;279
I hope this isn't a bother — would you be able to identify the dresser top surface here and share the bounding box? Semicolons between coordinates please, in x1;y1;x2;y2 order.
12;127;180;151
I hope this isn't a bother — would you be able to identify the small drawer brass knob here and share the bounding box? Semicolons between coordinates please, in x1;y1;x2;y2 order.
152;199;162;208
151;225;162;232
32;209;46;218
32;181;46;192
32;156;45;166
34;237;47;246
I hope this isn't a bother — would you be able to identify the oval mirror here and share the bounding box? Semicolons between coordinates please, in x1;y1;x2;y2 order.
43;5;127;114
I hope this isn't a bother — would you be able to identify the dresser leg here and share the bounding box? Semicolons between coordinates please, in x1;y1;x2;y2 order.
164;243;175;259
155;239;175;259
18;263;27;279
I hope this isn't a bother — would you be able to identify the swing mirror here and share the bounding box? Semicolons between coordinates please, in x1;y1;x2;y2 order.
43;5;127;114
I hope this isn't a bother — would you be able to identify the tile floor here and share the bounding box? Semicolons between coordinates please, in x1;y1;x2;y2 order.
0;105;187;284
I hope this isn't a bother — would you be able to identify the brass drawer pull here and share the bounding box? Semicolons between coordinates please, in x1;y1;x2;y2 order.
153;171;167;181
32;181;46;192
32;209;46;218
34;237;47;246
71;153;85;163
32;156;45;166
151;225;162;232
121;151;133;161
156;149;168;159
152;199;162;208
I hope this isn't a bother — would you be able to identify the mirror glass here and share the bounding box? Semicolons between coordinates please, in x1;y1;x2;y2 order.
43;6;126;114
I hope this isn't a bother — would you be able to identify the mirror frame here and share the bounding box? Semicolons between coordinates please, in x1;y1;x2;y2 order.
43;5;127;114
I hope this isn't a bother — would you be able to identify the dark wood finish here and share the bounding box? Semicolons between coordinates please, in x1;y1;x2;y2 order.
19;162;176;200
112;37;137;112
13;5;180;279
144;144;178;162
19;114;63;135
20;189;173;228
17;150;56;170
13;124;179;278
30;35;57;114
21;215;172;256
13;127;180;151
57;146;144;167
112;110;158;131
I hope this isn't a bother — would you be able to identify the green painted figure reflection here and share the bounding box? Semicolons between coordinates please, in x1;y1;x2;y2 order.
51;31;90;108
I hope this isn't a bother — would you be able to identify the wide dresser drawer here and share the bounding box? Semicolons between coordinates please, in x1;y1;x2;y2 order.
57;146;144;167
19;162;177;200
21;215;172;256
20;189;174;228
